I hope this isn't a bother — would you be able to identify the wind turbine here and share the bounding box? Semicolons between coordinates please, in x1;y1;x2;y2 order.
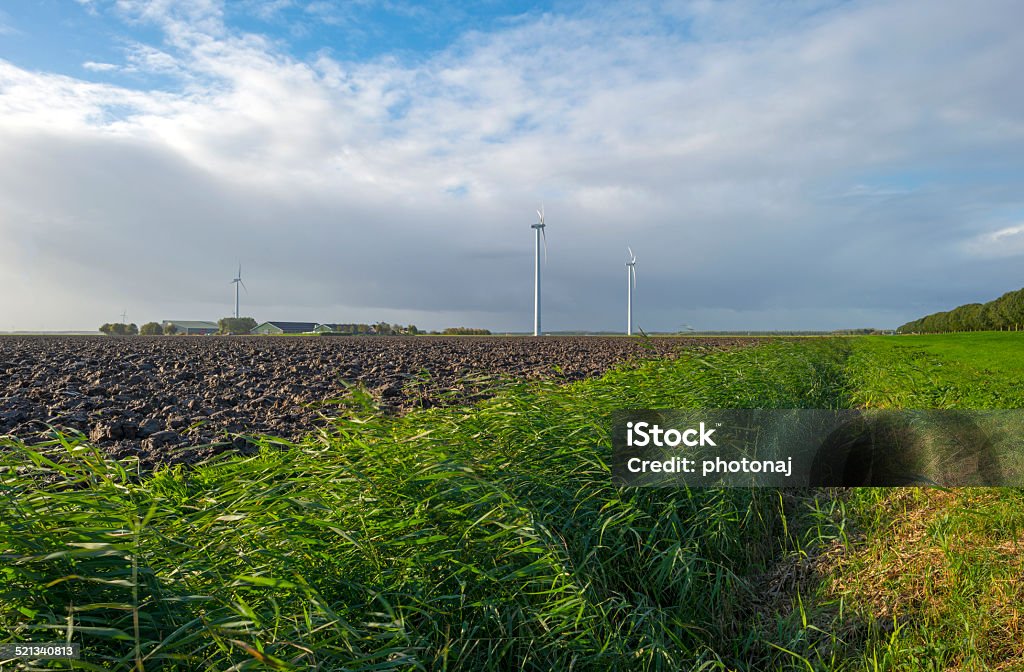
626;248;637;335
231;264;247;319
531;206;547;336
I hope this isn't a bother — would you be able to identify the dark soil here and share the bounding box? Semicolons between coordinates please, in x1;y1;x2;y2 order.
0;335;754;465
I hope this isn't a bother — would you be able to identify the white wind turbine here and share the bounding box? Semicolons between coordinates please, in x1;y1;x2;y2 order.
626;247;637;335
231;264;247;319
531;206;547;336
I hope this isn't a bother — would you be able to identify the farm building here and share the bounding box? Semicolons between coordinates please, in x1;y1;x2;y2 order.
162;320;218;335
251;321;319;335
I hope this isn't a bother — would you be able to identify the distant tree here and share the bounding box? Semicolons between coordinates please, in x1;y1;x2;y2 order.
140;322;163;335
1000;289;1024;330
920;312;947;334
407;324;419;335
900;286;1024;333
100;322;137;336
897;318;921;334
946;305;969;332
978;303;999;331
163;323;179;335
442;327;492;335
964;303;984;330
218;317;258;334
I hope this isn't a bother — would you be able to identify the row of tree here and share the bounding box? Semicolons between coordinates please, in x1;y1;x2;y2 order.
99;322;140;335
366;322;419;335
898;287;1024;333
320;324;491;335
102;319;261;335
101;318;259;335
305;322;421;335
218;317;257;335
100;319;490;336
101;322;183;335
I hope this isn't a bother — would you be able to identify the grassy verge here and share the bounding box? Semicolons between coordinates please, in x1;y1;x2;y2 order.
1;339;857;671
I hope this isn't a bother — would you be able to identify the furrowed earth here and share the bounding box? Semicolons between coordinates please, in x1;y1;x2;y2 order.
0;335;751;466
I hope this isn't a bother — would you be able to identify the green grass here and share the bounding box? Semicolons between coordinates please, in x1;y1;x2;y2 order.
848;332;1024;408
1;334;1023;670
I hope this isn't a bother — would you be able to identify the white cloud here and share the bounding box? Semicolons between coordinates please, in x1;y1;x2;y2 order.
83;61;120;72
245;0;295;22
963;224;1024;259
124;43;185;75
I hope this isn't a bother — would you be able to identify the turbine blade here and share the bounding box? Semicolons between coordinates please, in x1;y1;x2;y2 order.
241;280;248;293
541;227;548;264
627;246;633;260
631;264;636;288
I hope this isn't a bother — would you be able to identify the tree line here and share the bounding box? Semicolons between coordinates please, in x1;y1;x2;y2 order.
101;318;260;335
100;318;491;336
327;322;420;335
898;287;1024;333
101;322;179;335
99;322;140;335
317;324;489;335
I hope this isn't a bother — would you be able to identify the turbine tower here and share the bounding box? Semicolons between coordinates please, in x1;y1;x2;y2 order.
531;206;547;336
626;247;637;335
231;264;247;319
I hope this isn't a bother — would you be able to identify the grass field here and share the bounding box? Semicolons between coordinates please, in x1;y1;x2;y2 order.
1;334;1022;670
849;333;1024;409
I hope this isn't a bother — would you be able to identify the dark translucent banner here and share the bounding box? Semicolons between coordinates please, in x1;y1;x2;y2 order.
611;409;1024;487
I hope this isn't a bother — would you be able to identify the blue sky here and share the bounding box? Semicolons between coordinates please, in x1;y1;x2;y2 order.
2;1;560;80
1;0;1023;331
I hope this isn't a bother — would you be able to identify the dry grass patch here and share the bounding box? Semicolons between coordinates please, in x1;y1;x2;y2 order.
819;487;1024;669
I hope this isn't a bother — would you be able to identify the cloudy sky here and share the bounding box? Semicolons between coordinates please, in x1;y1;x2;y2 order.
1;0;1022;332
